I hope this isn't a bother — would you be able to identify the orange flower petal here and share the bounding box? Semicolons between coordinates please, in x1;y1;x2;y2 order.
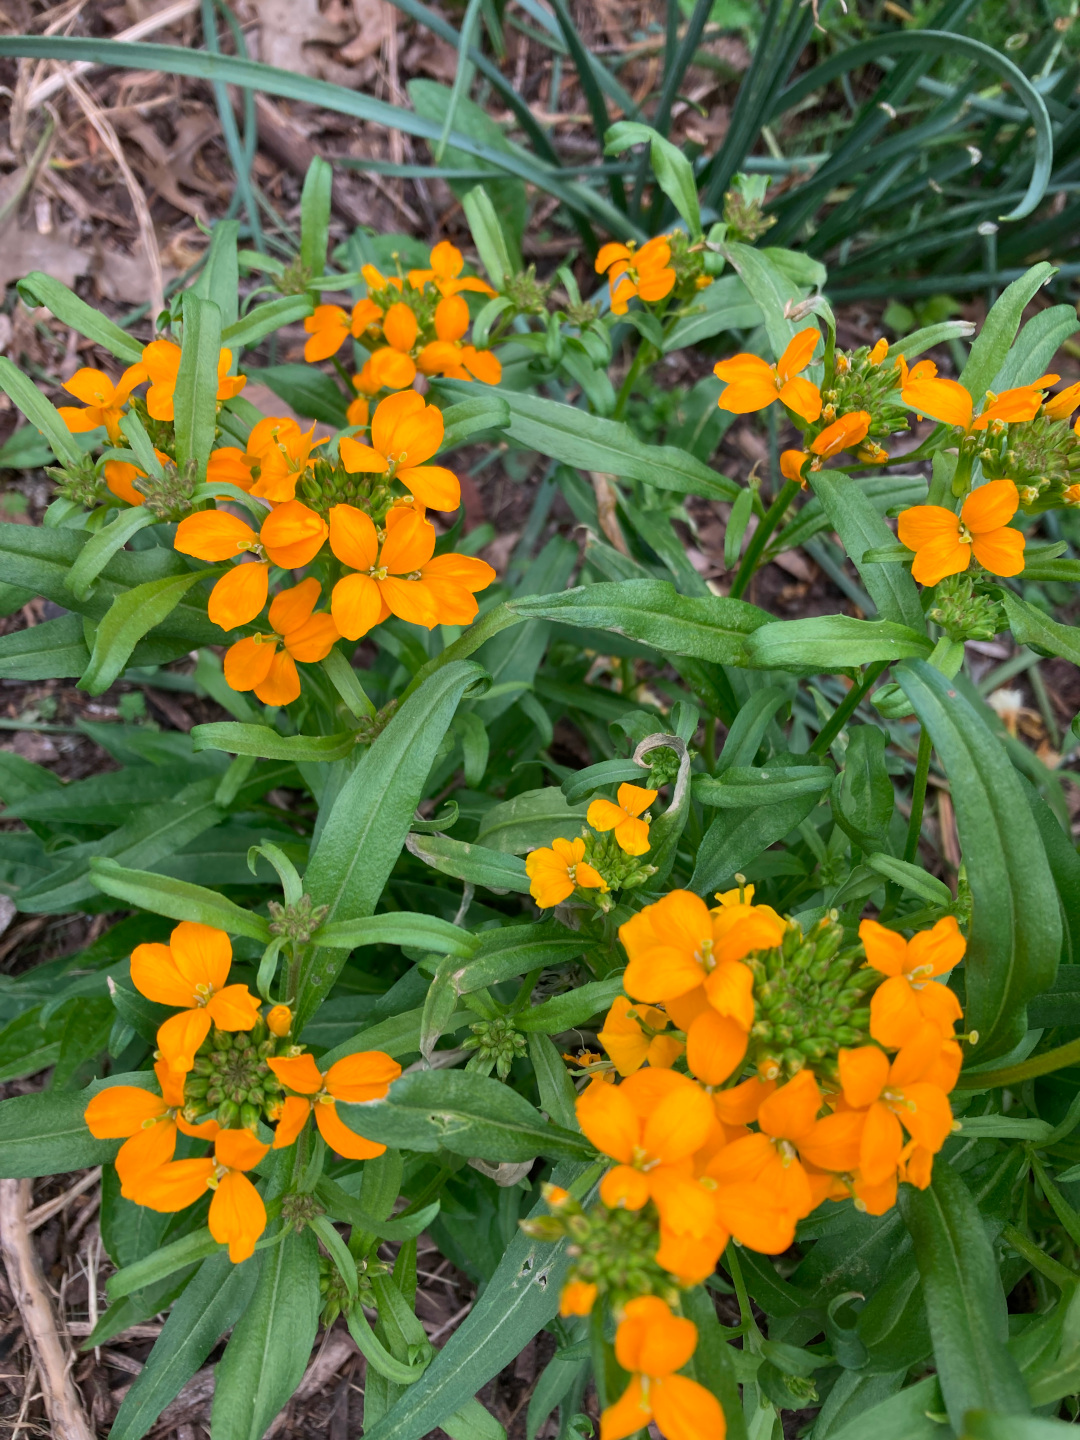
209;1169;266;1263
901;376;973;428
380;507;437;574
898;1082;953;1153
204;984;261;1032
799;1108;866;1173
175;510;257;563
600;1376;651;1440
599;1164;651;1211
315;1098;388;1159
778;376;823;424
906;915;966;977
84;1085;167;1140
331;572;385;641
115;1119;178;1188
283;613;339;665
910;534;971;587
379;576;439;628
714;1180;797;1253
576;1081;640;1163
642;1085;715;1165
397;465;460;511
169;921;232;994
869;975;925;1049
961;479;1019;533
650;1372;726;1440
777;327;819;381
156;1008;213;1075
271;1094;312;1149
209;561;269;632
324;1051;402;1102
269;577;321;636
757;1068;821;1142
125;1157;213;1212
860;1100;904;1184
685;1009;747;1087
130;942;195;1007
970;526;1024;577
702;959;755;1031
716;375;780;415
338;437;390;476
859;918;909;977
839;1044;890;1108
329;503;380;571
897;505;960;551
224;636;277;694
260;501;328;569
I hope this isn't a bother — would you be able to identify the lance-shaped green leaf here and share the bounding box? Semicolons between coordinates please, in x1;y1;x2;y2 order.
0;356;83;467
745;615;931;671
192;219;240;329
516;977;624;1033
221;295;314;349
0;1071;153;1177
79;569;212;696
299;155;333;279
191;722;358;762
1001;593;1080;666
866;853;952;906
721;241;808;357
405;832;531;894
460;186;515;292
809;472;926;631
897;660;1060;1057
439;394;511;452
339;1069;593;1163
899;1163;1029;1430
66;506;158;601
0;613;90;680
315;1180;440;1240
107;1229;224;1300
605;122;701;235
832;725;894;853
691;790;822;895
312;912;478;956
90;858;271;941
298;660;488;1029
17;272;145;362
509;580;769;666
476;788;588;853
960;262;1056;399
694;763;834;808
173;294;221;482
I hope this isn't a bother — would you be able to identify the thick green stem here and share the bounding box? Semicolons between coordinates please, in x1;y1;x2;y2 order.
958;1035;1080;1090
1000;1222;1077;1291
809;661;889;756
612;344;653;421
400;603;523;702
730;480;799;600
903;727;934;864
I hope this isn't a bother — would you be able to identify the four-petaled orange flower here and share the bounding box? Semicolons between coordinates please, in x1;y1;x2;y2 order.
601;1296;725;1440
366;302;422;390
245;416;326;503
597;995;683;1077
811;410;871;458
136;340;246;422
900;370;1054;433
304;299;384;362
268;1050;401;1158
860;916;965;1048
408;240;496;298
174;499;329;630
586;783;657;856
338;391;461;511
714;327;822;424
838;1036;954;1189
57;365;145;442
897;478;1025;586
130;921;260;1073
328;503;494;641
417;295;501;384
84;1062;218;1197
125;1128;270;1263
596;237;676;316
526;836;607;908
224;578;339;706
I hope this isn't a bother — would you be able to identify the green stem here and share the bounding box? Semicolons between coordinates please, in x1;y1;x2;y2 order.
1000;1222;1077;1291
809;661;889;756
612;344;653;421
958;1035;1080;1090
903;727;934;864
723;1244;760;1344
400;602;523;702
729;480;799;600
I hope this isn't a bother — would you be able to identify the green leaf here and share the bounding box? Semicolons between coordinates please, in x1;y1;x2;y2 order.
820;1375;943;1440
0;356;83;467
315;1180;440;1241
959;263;1056;401
899;1163;1029;1431
746;616;930;670
298;660;488;1029
300;156;333;279
312;912;478;956
460;186;514;292
866;853;952;906
0;612;90;680
245;364;349;427
405;832;531;894
191;721;357;761
885;320;976;363
476;788;588;854
211;1227;321;1440
90;858;271;941
106;1227;224;1299
339;1070;592;1164
691;790;822;895
526;1033;578;1131
694;763;833;809
992;304;1080;392
16;272;145;362
66;505;157;601
897;660;1061;1057
79;569;211;696
516;977;624;1034
605;122;701;235
832;726;894;852
440;394;511;452
855;1248;932;1377
965;1418;1080;1440
509;580;769;665
0;1072;152;1177
193;220;241;330
1000;594;1080;666
808;472;926;631
721;241;809;358
662;273;761;353
221;295;314;350
110;1252;259;1440
439;385;738;502
174;294;222;481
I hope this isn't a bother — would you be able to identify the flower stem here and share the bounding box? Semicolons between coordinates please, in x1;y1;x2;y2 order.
809;661;889;756
729;480;799;600
903;727;934;864
957;1035;1080;1090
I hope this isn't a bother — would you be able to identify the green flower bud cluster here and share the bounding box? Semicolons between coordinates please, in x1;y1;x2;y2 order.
48;456;107;509
463;1016;527;1079
521;1192;676;1309
183;1015;287;1129
268;893;329;945
354;697;400;746
275;257;314;295
981;415;1080;512
299;458;397;520
745;915;879;1081
722;174;776;244
645;744;682;789
318;1249;390;1327
502;265;553;313
581;829;658;896
133;456;198;522
824;352;909;440
929;573;1005;642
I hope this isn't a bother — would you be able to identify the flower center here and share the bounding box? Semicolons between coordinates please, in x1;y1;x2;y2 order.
193;981;215;1006
697;937;715;972
369;565;388;581
958;520;973;545
777;1138;799;1166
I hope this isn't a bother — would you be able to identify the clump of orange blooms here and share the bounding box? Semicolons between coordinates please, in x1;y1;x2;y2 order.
526;783;660;913
84;920;399;1263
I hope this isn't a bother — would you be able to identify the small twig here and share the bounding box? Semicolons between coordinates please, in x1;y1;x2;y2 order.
10;1359;38;1439
590;473;629;554
0;1180;95;1440
425;1301;472;1344
25;1170;100;1234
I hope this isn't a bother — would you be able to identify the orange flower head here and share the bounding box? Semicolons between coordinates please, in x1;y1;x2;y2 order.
338;391;461;512
246;417;326;503
838;1034;954;1187
408;240;496;298
131;921;260;1073
810;410;871;458
304;305;351;363
587;783;657;856
597;995;683;1077
266;1005;293;1038
417;338;502;386
223;578;339;706
57;364;145;443
559;1280;598;1317
525;835;607;909
601;1297;725;1440
860;916;966;1048
897;478;1025;586
596;236;677;316
328;503;494;642
267;1049;401;1159
714;327;822;424
138;340;245;422
84;1063;218;1198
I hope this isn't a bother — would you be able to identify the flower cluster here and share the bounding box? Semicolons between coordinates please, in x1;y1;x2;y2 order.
525;783;660;912
84;921;399;1262
594;231;713;317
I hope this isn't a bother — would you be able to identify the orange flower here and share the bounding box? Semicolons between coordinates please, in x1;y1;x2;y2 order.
338;391;461;511
619;890;785;1027
860;916;965;1048
559;1280;598;1317
266;1004;292;1038
417;297;502;384
267;1049;401;1158
57;365;145;442
223;578;339;706
206;447;256;494
811;410;871;458
868;337;889;365
1044;379;1080;421
597;995;683;1077
245;417;326;503
130;921;260;1073
897;478;1025;586
838;1037;954;1186
596;236;676;316
900;372;1052;432
526;836;607;908
124;1128;270;1263
103;447;172;506
328;503;494;641
408;240;496;297
714;328;822;423
577;1070;716;1236
137;340;246;422
364;302;421;390
601;1297;725;1440
84;1062;219;1197
780;450;810;486
587;782;657;856
684;1007;748;1088
303;299;384;362
174;499;328;630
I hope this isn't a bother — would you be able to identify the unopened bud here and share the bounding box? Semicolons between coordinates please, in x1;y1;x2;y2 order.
267;1005;293;1038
